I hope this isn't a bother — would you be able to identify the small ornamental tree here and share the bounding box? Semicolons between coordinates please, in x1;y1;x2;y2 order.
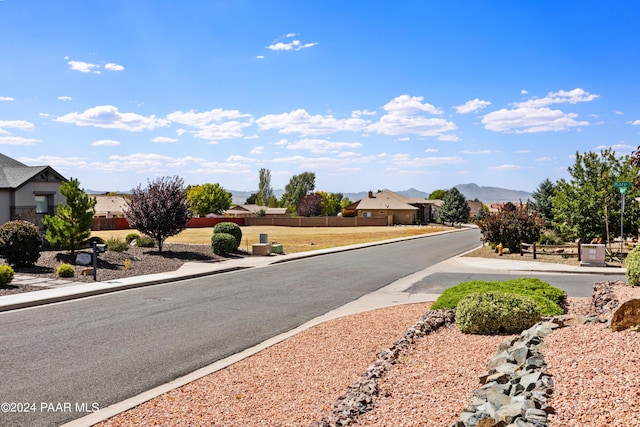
479;202;544;252
297;193;322;217
125;176;192;252
42;178;96;255
438;187;470;226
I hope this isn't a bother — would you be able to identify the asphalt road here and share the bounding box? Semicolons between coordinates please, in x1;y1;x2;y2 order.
0;228;481;426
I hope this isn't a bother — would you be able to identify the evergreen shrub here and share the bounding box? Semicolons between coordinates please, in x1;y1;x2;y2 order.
455;291;541;334
213;222;242;249
0;220;44;267
212;233;237;256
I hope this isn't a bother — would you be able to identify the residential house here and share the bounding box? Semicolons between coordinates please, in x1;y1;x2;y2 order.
346;190;439;225
94;195;128;218
224;204;290;218
0;153;67;228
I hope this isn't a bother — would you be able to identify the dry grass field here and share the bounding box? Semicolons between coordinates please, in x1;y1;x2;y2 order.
91;224;451;254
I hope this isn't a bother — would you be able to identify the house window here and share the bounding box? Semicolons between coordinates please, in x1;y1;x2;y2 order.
35;195;51;214
363;211;371;218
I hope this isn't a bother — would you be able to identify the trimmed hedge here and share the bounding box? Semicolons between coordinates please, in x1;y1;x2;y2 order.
431;277;565;316
57;263;75;278
212;233;237;256
213;222;242;249
455;291;541;334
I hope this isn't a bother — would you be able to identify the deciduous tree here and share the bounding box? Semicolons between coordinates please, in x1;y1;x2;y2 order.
125;176;192;252
297;193;322;217
257;168;274;207
43;178;96;254
280;171;316;212
186;183;232;216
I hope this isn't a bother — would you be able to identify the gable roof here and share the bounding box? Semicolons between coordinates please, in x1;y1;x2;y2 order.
94;195;128;215
0;153;66;189
354;191;418;211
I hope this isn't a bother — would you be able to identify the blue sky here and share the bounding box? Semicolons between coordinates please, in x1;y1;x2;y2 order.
1;1;639;195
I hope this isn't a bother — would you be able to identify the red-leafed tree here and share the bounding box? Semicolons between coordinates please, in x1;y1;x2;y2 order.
125;176;191;252
296;193;322;217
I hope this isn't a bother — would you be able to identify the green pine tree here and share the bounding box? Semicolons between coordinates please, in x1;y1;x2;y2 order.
438;187;470;226
43;178;97;254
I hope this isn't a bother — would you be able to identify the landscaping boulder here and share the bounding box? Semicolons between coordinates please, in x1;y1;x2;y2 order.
611;299;640;332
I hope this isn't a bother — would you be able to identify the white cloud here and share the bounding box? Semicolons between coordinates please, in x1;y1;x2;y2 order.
352;109;377;117
193;121;253;141
482;106;589;133
0;120;35;132
381;95;443;116
482;88;598;133
0;96;14;101
488;164;522;171
256;109;370;136
250;146;265;155
257;55;265;59
461;149;494;154
167;108;251;128
151;136;178;143
0;136;39;145
438;134;461;142
521;90;528;95
366;95;457;138
68;60;101;74
285;138;363;154
266;34;318;51
454;98;492;114
390;153;465;168
55;105;170;131
514;88;598;108
631;120;640;125
58;96;72;101
92;139;120;147
105;63;125;71
425;148;439;153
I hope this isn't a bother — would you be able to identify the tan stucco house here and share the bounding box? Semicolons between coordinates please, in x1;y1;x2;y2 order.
346;190;439;225
0;153;66;228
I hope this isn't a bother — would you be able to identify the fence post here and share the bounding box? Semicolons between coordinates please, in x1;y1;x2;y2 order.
520;241;523;256
578;242;581;262
533;243;537;260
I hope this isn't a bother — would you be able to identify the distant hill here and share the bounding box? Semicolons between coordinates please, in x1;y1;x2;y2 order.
453;183;532;203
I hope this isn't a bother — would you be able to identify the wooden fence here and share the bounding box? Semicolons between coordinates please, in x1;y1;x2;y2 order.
520;242;582;261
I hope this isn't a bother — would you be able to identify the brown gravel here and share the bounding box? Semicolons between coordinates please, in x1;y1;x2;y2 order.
95;286;640;427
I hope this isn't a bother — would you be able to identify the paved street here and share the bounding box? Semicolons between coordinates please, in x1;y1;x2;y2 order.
0;229;480;426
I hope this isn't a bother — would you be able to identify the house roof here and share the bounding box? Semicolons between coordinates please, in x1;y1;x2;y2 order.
265;207;289;215
224;204;268;215
0;153;66;189
354;191;418;211
94;195;128;215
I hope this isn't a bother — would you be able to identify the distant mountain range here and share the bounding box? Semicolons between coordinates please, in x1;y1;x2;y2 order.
229;183;531;205
88;183;532;205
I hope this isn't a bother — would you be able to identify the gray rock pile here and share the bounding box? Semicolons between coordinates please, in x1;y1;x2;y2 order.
589;280;621;315
312;309;456;427
449;321;559;427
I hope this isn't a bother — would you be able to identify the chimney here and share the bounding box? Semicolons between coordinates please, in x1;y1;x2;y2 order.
368;190;374;198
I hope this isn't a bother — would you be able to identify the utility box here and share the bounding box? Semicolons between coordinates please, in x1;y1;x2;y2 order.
580;244;606;267
271;243;283;254
259;233;269;244
252;243;271;256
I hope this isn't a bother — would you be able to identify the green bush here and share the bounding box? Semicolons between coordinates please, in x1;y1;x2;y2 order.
135;235;156;247
105;237;128;252
625;245;640;286
478;203;544;252
57;263;75;278
213;222;242;249
455;291;541;335
125;233;140;244
538;229;563;245
211;233;237;256
431;277;565;316
0;220;44;267
0;265;15;285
